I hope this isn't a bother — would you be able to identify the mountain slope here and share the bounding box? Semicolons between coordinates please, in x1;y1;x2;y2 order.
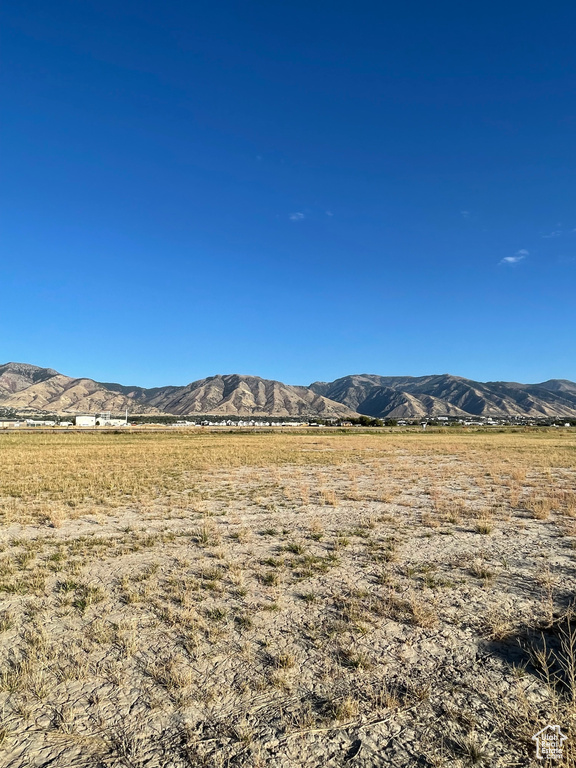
0;364;356;418
535;380;576;404
144;375;356;417
311;373;576;419
0;373;162;415
309;375;391;412
1;363;575;419
0;363;59;396
310;375;468;418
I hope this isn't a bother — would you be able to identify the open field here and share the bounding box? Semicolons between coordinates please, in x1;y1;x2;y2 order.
0;430;575;767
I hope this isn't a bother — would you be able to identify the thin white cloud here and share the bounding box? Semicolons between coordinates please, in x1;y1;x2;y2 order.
326;210;333;217
500;250;528;265
289;212;305;221
542;230;561;238
460;210;470;219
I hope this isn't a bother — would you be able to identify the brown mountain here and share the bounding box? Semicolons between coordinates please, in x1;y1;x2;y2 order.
2;363;576;419
143;374;357;417
0;364;356;418
0;362;59;396
536;379;576;396
310;374;576;419
0;364;162;415
309;375;469;418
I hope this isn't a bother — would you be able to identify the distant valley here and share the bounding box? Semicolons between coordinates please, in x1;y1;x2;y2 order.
1;362;576;420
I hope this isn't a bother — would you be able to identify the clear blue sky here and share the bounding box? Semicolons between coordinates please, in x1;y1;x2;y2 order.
2;1;575;387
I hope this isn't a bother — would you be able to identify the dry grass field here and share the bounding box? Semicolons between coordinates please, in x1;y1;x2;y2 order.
0;429;575;767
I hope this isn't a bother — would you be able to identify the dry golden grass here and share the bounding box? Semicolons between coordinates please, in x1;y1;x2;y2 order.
0;428;575;767
0;429;574;526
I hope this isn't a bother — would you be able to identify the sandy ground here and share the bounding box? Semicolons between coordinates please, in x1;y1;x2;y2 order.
0;432;574;767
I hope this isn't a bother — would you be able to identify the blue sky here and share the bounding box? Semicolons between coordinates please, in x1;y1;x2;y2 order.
1;1;575;387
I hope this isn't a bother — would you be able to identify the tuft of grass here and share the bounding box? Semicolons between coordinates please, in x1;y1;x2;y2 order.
336;646;372;670
475;520;493;535
455;733;489;765
259;528;278;537
205;607;227;622
0;611;14;632
284;542;305;555
261;571;279;587
330;696;360;721
470;560;495;581
528;497;552;520
234;614;253;629
199;567;224;581
320;489;337;506
273;652;295;669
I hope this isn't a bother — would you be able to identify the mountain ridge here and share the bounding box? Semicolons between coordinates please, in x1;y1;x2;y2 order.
0;363;575;419
0;364;356;418
311;374;576;419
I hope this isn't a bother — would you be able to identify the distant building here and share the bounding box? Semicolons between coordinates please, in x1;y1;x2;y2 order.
76;415;97;427
75;414;127;427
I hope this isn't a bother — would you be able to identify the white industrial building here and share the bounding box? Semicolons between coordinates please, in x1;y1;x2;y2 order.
76;415;97;427
75;414;127;427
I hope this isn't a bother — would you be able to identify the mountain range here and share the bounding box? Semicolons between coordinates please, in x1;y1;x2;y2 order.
1;362;576;420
